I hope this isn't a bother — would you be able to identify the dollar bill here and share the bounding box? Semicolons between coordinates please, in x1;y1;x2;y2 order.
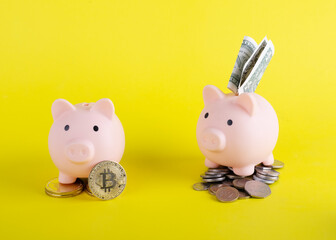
238;40;274;94
227;36;258;94
227;36;275;94
239;37;268;88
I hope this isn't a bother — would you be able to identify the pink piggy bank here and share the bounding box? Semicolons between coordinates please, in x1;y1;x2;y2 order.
196;85;279;176
48;98;125;184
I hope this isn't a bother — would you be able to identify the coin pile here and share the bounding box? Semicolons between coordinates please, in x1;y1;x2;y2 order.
45;178;84;198
45;161;127;200
193;160;284;202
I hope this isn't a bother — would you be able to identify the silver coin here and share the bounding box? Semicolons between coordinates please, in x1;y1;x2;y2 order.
209;183;228;195
222;180;233;186
203;176;226;182
207;169;230;173
226;174;243;180
233;178;251;189
253;175;274;185
238;190;250;199
193;182;211;191
201;174;226;179
204;171;228;176
255;165;272;171
244;180;271;198
255;172;278;181
272;160;284;169
216;187;239;202
208;166;229;169
208;189;216;195
209;166;229;169
255;168;280;177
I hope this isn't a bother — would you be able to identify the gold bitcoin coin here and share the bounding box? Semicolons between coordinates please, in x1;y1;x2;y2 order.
88;161;127;200
45;178;84;198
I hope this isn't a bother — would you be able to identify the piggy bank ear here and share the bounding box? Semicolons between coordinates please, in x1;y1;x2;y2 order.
203;85;225;104
51;99;75;120
91;98;115;120
235;93;256;116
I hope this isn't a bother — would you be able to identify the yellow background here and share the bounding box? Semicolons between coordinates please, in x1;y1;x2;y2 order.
0;0;335;239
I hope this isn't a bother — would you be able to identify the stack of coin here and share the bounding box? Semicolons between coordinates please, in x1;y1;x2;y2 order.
253;167;280;184
200;166;230;183
45;178;84;198
193;160;284;202
45;161;127;200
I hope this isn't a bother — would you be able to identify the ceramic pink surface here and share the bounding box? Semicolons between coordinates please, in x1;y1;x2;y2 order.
48;98;125;184
196;85;279;176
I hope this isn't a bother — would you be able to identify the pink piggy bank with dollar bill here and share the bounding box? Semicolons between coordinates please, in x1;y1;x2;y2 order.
48;98;125;184
196;85;279;176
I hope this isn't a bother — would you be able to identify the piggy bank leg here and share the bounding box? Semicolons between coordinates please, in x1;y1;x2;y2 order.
232;165;255;177
205;159;220;168
262;153;274;166
58;172;77;184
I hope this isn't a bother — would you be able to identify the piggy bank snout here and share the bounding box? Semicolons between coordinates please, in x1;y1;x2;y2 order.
201;128;226;151
65;140;95;164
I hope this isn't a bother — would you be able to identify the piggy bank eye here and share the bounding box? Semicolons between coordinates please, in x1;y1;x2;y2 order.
204;112;209;119
227;119;233;126
64;125;70;131
93;125;99;132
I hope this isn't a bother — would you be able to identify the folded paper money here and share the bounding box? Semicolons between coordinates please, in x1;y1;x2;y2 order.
227;36;274;94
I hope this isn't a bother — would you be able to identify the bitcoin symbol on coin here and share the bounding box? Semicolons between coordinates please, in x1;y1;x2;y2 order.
88;161;127;200
100;168;116;192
